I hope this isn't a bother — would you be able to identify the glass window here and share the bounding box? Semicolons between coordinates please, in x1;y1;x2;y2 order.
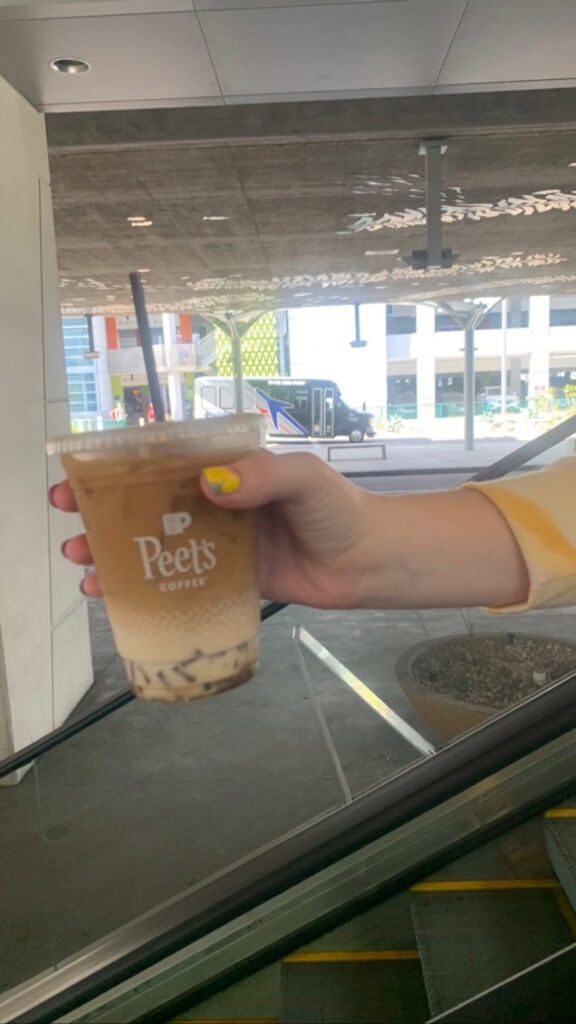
201;385;217;410
267;384;289;402
219;387;235;411
506;297;529;328
67;373;98;414
434;314;461;332
476;310;502;330
291;386;308;410
387;304;416;335
62;316;90;367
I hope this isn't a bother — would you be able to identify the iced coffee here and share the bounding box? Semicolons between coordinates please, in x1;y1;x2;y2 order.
48;415;265;701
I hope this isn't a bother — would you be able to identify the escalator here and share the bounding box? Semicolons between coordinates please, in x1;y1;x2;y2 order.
1;665;576;1024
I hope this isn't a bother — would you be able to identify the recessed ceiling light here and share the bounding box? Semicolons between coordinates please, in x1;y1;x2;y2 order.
202;215;230;221
127;216;146;223
50;57;91;75
137;268;150;273
570;163;576;167
131;220;153;227
364;249;399;256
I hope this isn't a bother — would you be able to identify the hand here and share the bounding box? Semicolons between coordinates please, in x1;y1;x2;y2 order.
49;451;376;608
200;450;375;607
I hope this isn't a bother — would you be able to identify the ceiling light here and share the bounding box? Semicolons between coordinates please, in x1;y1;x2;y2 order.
50;57;91;75
202;215;230;221
364;249;399;256
137;268;150;273
127;216;146;223
131;220;153;227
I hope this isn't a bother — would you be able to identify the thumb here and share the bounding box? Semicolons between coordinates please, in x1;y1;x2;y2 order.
199;449;329;509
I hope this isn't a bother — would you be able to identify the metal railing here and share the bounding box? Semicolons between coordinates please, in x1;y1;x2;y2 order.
106;344;197;376
194;329;218;369
376;398;576;422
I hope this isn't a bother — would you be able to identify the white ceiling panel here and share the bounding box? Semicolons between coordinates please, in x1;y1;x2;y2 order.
198;0;467;97
0;11;220;109
439;0;576;87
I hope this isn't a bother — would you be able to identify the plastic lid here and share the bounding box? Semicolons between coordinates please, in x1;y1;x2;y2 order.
47;413;266;457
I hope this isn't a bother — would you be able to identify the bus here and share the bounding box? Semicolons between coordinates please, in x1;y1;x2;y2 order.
195;377;376;442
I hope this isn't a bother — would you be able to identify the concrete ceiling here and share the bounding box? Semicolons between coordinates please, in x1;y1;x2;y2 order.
46;92;576;314
4;1;576;314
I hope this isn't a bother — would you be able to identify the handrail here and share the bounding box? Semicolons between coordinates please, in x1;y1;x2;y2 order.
1;412;573;781
7;668;576;1023
0;690;134;780
471;410;576;482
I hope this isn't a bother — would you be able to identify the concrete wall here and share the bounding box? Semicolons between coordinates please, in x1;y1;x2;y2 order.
0;74;92;774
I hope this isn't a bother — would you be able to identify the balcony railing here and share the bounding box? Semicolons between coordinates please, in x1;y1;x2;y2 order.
107;344;198;376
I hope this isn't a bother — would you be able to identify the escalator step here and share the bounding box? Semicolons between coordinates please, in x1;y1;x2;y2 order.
280;957;427;1023
409;883;575;1017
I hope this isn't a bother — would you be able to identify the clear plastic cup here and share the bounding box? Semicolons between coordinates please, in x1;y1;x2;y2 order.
48;414;265;701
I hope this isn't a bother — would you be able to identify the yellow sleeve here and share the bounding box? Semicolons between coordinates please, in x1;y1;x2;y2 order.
463;457;576;612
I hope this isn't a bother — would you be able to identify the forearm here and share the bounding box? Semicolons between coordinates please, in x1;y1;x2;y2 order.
357;487;530;609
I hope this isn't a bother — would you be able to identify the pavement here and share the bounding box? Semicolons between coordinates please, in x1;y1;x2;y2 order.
0;439;574;997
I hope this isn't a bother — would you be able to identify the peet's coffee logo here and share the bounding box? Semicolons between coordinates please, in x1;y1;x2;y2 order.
133;513;217;591
162;512;192;536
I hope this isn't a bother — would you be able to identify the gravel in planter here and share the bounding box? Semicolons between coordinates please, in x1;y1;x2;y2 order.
411;634;576;709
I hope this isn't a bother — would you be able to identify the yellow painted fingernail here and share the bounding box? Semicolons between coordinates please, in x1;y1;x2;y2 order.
202;466;241;495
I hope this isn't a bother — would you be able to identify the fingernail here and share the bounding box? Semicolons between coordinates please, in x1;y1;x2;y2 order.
48;484;60;506
61;540;70;558
79;577;89;596
202;466;241;496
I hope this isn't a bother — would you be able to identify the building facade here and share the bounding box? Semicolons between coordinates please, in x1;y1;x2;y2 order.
287;296;576;422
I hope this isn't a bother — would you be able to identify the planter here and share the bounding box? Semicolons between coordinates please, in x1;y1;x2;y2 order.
396;633;576;741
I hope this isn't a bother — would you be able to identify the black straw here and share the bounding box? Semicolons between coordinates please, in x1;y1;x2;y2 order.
129;271;166;422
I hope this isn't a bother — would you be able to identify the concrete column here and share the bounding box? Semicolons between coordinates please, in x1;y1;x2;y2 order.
510;356;523;397
162;312;184;420
528;296;550;395
91;316;113;419
417;355;436;420
413;306;437;421
0;75;92;777
416;303;436;338
355;304;388;415
529;350;550;395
